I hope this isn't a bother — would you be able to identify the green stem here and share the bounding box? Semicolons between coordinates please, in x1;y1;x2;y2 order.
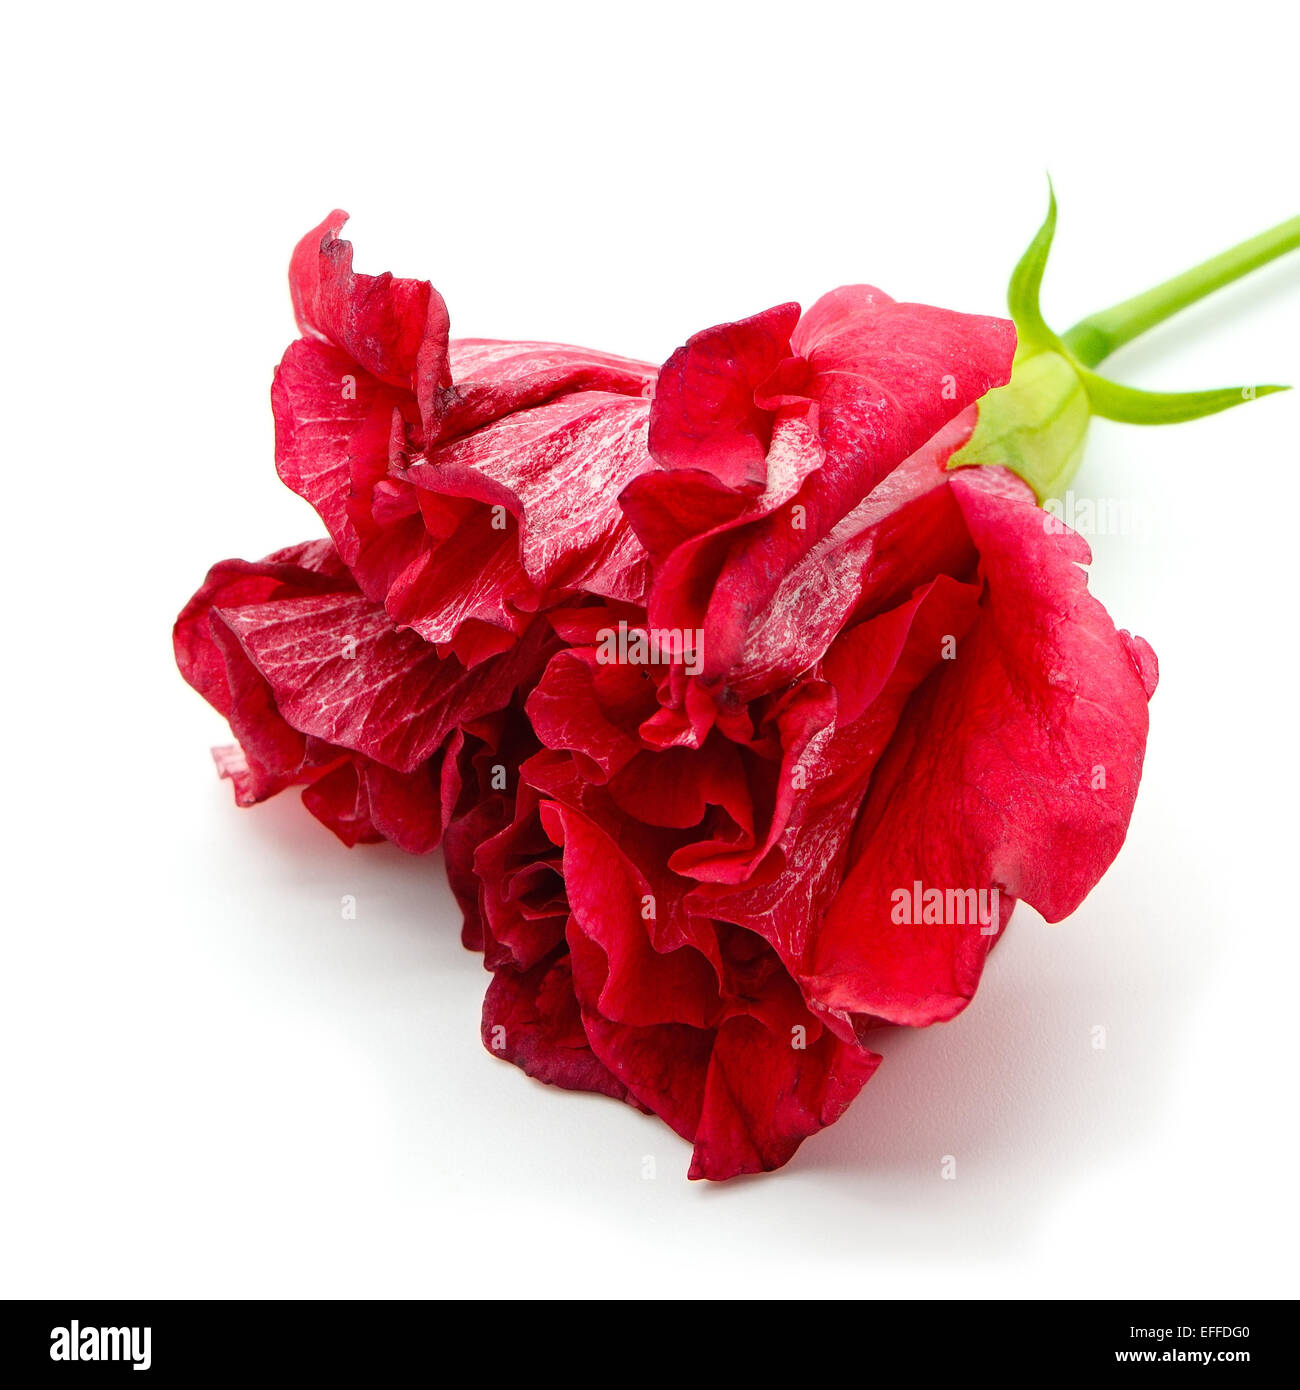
1062;214;1300;368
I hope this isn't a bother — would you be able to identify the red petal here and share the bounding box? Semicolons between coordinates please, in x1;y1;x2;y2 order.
402;391;653;607
272;339;426;600
482;950;636;1104
525;647;660;782
728;409;978;698
211;593;550;774
808;470;1157;1027
442;338;655;441
289;211;451;431
648;303;800;488
173;540;351;718
687;1014;880;1181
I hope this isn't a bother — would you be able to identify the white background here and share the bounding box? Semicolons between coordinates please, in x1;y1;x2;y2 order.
3;0;1297;1299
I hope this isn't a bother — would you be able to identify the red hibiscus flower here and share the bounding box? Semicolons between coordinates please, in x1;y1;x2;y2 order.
183;192;1300;1179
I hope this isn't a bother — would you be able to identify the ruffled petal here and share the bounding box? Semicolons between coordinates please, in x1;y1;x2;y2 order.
272;338;426;600
442;338;655;440
647;303;800;488
687;1012;881;1181
209;593;546;774
289;211;451;431
807;469;1157;1027
481;949;635;1104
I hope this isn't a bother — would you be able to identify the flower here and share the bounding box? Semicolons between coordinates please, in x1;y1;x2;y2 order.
177;204;1180;1180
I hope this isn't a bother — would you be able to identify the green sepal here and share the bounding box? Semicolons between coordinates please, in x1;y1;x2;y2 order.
1074;368;1288;425
1005;180;1065;359
947;350;1089;502
948;182;1290;502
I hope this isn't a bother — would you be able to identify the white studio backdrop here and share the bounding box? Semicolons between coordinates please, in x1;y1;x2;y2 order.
2;0;1297;1298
